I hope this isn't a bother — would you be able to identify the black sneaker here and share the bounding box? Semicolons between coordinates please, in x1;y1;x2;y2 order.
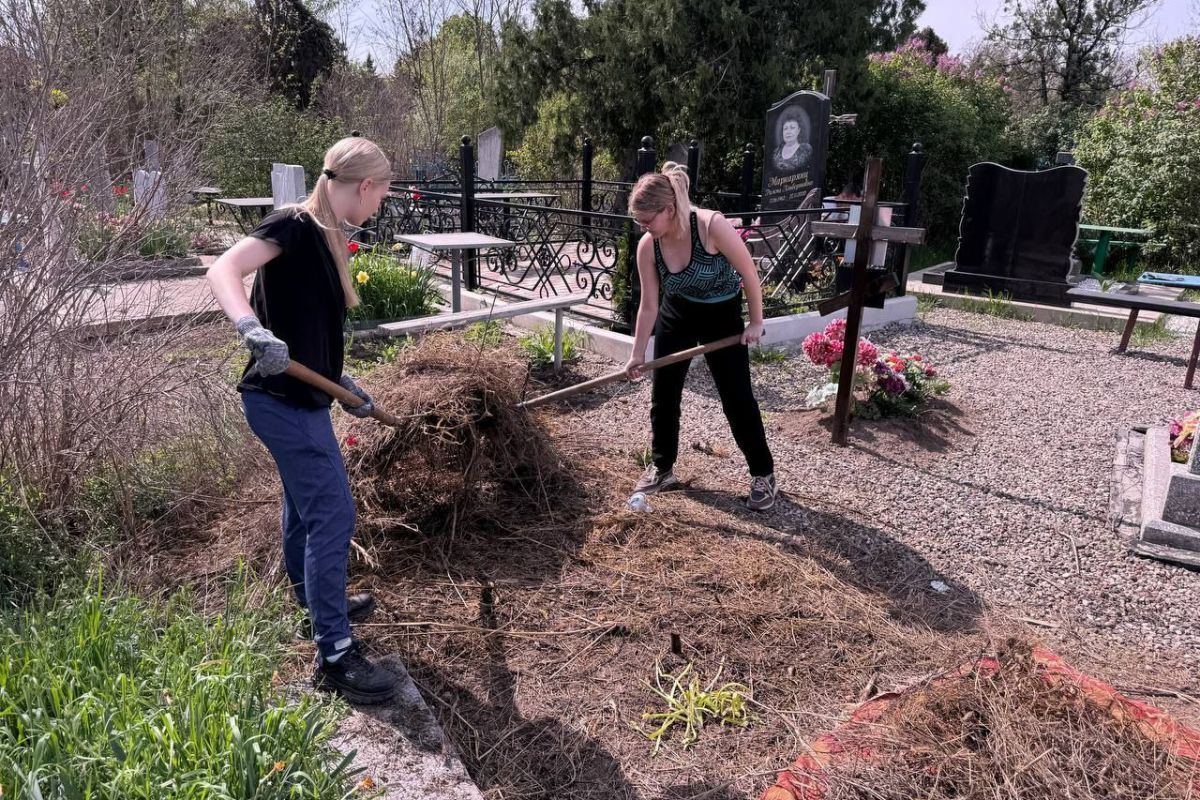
313;641;397;705
633;465;681;494
296;592;377;641
747;474;777;511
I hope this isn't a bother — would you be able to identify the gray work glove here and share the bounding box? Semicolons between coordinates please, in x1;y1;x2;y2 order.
338;373;375;418
235;315;290;377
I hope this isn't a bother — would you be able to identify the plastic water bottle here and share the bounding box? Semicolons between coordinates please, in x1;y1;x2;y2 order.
627;492;652;513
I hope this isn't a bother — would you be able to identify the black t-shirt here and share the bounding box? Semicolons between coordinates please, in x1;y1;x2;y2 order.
237;210;346;408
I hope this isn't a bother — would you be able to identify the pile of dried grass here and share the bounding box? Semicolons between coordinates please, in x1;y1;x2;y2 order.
340;334;571;534
824;640;1200;800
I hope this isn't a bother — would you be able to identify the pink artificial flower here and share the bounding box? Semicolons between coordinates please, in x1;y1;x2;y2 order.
825;318;847;341
856;338;878;367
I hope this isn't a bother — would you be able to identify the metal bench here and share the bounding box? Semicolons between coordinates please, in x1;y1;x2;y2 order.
376;292;591;370
1066;287;1200;388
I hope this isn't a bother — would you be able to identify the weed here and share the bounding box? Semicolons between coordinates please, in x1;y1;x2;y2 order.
518;324;587;367
917;293;943;315
960;289;1032;321
750;346;788;364
0;571;359;798
464;320;505;348
1131;315;1175;347
640;662;753;754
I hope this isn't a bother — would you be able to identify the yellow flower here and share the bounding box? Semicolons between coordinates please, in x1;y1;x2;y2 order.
272;760;286;773
356;270;370;285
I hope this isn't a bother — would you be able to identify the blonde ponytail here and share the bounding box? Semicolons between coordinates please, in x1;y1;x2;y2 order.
292;136;392;309
629;161;693;238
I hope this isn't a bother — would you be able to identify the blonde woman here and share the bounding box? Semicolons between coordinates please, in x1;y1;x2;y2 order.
624;163;777;511
207;136;395;704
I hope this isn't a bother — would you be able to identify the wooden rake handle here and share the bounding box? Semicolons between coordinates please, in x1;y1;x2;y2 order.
283;362;401;427
518;333;744;410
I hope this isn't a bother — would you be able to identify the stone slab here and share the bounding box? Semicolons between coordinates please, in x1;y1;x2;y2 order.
1162;467;1200;528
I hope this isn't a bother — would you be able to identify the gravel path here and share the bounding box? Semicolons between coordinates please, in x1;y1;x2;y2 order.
566;306;1200;689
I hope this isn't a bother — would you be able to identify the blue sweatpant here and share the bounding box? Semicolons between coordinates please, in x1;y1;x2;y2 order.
243;390;354;659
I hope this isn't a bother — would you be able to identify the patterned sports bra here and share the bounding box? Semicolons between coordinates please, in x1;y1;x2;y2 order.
653;211;742;302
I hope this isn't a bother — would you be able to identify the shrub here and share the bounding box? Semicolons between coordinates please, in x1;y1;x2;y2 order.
203;97;346;198
518;324;588;367
0;482;72;605
1075;37;1200;271
0;575;357;799
828;38;1019;247
348;245;441;322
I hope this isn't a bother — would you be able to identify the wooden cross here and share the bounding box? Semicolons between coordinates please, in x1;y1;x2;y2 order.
808;157;926;446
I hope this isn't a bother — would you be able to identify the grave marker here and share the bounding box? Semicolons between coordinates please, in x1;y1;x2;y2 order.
133;169;166;219
477;127;502;182
760;90;831;211
271;163;307;208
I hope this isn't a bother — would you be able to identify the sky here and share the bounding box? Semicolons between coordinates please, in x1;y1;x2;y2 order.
917;0;1199;55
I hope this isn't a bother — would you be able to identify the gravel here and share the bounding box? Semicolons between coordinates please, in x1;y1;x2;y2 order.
564;306;1200;690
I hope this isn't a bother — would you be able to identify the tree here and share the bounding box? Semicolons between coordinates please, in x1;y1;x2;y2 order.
982;0;1157;107
496;0;926;184
255;0;347;109
1075;37;1200;270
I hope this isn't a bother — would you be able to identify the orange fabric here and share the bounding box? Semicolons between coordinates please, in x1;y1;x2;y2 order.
762;647;1200;800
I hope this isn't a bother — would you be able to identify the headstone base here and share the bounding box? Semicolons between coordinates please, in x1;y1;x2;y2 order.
941;269;1082;306
1134;426;1200;566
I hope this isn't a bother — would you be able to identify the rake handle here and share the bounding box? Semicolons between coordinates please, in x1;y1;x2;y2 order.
283;362;401;427
519;333;744;410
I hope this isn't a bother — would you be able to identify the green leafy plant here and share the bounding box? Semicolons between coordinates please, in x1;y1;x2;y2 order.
1075;37;1200;271
0;481;72;604
750;346;788;364
464;320;505;348
518;324;587;367
203;98;345;198
1131;315;1175;347
348;246;441;322
960;289;1032;320
0;573;359;799
640;662;753;754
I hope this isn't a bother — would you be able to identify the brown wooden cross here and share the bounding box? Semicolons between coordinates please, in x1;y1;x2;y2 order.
808;157;926;446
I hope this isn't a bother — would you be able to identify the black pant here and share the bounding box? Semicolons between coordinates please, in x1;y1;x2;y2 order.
651;293;774;477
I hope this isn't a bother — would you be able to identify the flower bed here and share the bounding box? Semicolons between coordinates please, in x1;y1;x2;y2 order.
802;318;949;418
347;243;441;324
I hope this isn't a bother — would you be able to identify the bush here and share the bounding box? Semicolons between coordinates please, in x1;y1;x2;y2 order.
518;324;588;367
0;482;72;605
204;97;346;198
0;575;357;799
1075;37;1200;271
828;38;1019;247
348;246;441;322
508;91;621;182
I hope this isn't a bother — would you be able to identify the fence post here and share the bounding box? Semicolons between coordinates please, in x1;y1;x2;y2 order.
896;142;926;297
625;135;656;329
460;135;478;291
581;136;593;228
686;139;700;200
738;142;755;227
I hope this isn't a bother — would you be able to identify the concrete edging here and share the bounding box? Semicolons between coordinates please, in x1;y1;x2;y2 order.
425;283;918;363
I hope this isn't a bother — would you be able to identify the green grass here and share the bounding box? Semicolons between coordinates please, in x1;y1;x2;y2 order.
750;346;788;364
0;571;359;799
518;325;588;367
1180;289;1200;303
916;293;943;315
1131;315;1176;347
464;320;505;348
959;289;1032;321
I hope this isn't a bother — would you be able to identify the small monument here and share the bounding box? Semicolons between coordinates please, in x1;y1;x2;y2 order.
271;163;307;208
940;163;1087;305
1133;427;1200;568
477;127;502;182
760;90;831;211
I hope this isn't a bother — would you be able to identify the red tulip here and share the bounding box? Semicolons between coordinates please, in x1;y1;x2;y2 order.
348;241;360;254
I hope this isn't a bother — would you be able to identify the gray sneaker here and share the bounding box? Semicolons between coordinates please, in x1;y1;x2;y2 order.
634;465;681;494
747;474;777;511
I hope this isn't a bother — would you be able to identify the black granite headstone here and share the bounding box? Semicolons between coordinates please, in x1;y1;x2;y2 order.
760;91;831;211
941;162;1087;306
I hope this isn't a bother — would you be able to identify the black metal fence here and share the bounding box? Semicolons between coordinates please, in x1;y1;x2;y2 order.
375;135;927;331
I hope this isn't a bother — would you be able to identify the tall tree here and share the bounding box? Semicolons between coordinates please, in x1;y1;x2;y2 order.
983;0;1158;107
256;0;346;109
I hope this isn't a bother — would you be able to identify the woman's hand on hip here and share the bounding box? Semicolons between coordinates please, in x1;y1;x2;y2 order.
742;322;765;346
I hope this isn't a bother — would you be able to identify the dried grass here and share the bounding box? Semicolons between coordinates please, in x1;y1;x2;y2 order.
340;334;574;537
823;640;1200;800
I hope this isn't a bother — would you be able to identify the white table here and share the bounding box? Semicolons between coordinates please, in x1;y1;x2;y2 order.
394;232;516;312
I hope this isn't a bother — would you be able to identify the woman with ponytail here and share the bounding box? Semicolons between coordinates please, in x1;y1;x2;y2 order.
206;136;396;704
626;162;778;511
